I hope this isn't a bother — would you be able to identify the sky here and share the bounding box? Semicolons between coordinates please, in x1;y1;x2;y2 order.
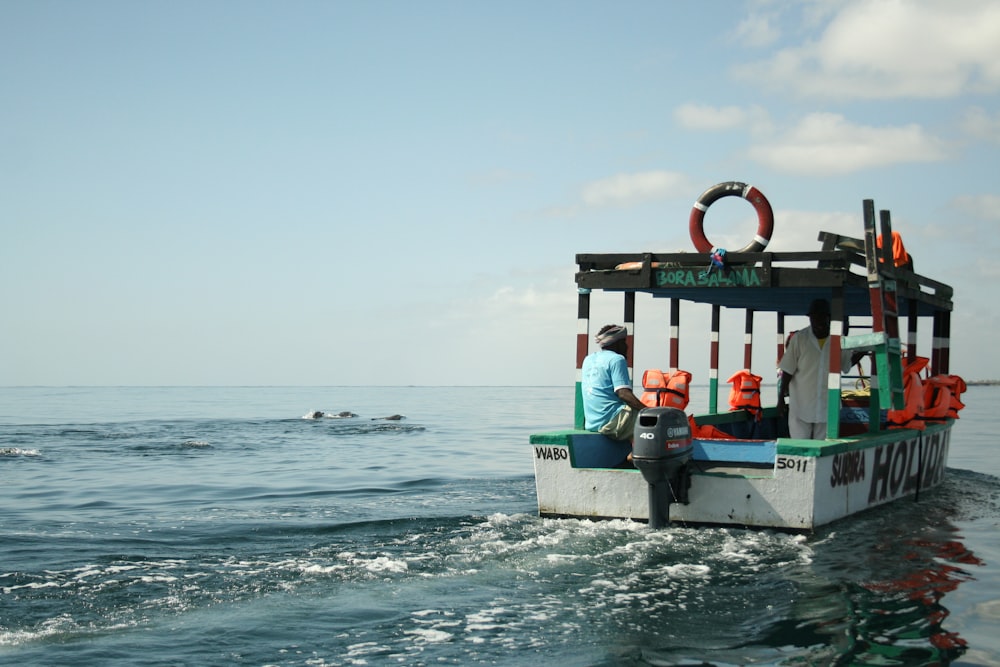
2;0;999;387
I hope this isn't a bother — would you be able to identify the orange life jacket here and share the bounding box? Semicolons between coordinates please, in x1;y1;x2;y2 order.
877;230;912;268
921;375;953;423
640;369;691;410
688;414;734;439
887;356;928;430
945;375;967;418
727;369;763;420
925;374;967;419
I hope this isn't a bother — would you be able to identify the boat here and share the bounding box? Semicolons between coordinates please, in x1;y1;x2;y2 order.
530;182;965;531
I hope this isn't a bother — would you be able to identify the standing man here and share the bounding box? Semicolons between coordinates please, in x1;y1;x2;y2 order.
581;324;646;441
778;299;863;439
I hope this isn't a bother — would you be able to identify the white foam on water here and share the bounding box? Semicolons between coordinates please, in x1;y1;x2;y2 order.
662;562;712;578
1;580;61;594
364;556;408;574
404;627;453;643
411;608;442;617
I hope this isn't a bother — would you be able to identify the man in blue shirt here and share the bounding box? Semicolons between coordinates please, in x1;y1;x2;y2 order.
581;324;646;441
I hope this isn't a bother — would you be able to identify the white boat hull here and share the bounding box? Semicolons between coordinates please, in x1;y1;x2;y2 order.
531;422;952;531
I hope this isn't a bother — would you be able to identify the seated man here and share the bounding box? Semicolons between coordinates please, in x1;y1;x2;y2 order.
581;324;646;441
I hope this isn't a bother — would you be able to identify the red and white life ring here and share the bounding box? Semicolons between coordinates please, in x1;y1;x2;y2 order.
688;182;774;253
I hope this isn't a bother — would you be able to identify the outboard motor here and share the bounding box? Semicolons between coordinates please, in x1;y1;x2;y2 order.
632;407;693;528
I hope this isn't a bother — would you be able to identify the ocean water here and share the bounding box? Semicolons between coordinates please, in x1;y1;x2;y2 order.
1;385;998;667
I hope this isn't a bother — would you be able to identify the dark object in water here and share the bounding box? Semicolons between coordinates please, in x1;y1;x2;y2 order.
304;410;359;419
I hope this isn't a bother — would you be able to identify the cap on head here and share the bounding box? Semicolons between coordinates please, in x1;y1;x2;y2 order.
595;324;627;348
808;299;831;316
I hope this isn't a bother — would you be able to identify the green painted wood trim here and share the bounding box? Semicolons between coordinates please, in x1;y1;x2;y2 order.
530;430;588;445
531;420;953;458
869;389;882;433
841;332;888;349
776;420;952;457
826;386;841;439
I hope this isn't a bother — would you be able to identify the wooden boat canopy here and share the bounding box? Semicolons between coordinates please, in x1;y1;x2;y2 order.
576;230;953;318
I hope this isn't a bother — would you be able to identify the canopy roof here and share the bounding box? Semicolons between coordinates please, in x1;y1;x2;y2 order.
575;233;952;319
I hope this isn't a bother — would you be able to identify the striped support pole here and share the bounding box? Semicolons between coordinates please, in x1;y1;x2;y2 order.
879;210;901;343
826;295;845;439
776;313;786;365
940;310;950;374
669;298;680;373
932;310;950;376
574;289;591;429
931;313;940;376
776;312;786;406
931;313;943;375
743;308;754;370
907;298;918;365
868;349;882;432
709;304;721;413
867;303;884;430
624;292;636;383
864;201;887;336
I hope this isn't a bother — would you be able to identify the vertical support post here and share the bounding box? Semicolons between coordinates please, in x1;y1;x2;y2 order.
932;310;949;376
867;289;884;434
868;363;882;433
776;312;786;412
826;291;845;439
930;313;940;376
907;298;919;365
624;292;636;383
776;312;786;365
879;210;901;344
863;200;905;412
940;310;951;374
669;298;680;373
864;200;887;334
574;289;591;430
709;304;721;413
743;308;754;370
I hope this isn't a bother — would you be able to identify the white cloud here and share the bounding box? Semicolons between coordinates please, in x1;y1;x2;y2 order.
482;284;573;319
952;194;1000;221
747;112;951;174
437;275;578;384
674;104;772;134
764;209;860;252
674;104;745;131
733;12;782;48
581;171;693;207
977;257;1000;279
962;106;1000;144
734;0;1000;99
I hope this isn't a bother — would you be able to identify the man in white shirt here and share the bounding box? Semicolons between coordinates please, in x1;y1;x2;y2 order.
777;299;862;439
